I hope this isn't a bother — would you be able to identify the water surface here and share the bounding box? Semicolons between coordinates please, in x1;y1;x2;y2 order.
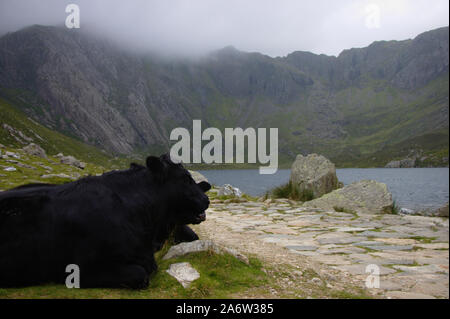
199;168;449;211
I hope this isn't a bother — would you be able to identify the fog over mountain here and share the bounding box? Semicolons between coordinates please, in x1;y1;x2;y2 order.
0;0;448;57
0;24;448;167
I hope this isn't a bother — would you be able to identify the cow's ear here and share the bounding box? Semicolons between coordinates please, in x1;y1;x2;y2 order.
146;156;165;178
198;181;211;192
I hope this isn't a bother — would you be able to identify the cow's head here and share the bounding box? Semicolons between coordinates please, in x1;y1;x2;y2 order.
146;154;211;225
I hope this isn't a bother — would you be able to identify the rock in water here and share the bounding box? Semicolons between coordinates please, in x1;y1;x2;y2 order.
166;262;200;288
218;184;242;197
304;180;393;214
290;154;339;199
22;143;47;159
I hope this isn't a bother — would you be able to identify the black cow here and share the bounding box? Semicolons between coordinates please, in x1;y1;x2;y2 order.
0;154;211;289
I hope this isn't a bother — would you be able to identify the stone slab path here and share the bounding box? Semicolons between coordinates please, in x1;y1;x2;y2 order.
198;198;449;299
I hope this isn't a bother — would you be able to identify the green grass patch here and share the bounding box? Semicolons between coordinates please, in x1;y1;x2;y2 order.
407;236;437;244
270;181;314;202
0;246;267;299
329;289;373;299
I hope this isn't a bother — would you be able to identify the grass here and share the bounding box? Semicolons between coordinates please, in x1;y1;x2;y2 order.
0;97;117;167
0;244;268;299
329;289;373;299
0;146;107;191
390;201;400;215
407;236;437;244
270;181;314;202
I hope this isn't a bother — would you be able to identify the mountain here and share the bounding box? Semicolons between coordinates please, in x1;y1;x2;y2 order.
0;25;448;167
0;96;121;167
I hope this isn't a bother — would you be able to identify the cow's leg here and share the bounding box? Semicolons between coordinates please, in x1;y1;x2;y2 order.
174;225;199;244
81;264;149;289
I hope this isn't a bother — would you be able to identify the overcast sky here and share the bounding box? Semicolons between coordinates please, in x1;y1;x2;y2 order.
0;0;448;57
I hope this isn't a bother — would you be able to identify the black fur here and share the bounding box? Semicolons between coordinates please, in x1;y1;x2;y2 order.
0;154;210;289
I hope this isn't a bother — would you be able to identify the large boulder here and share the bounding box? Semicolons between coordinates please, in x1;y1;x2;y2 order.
59;154;86;170
290;154;339;199
22;143;47;159
304;180;394;214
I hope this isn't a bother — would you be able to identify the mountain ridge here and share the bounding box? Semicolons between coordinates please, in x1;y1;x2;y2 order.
0;25;448;167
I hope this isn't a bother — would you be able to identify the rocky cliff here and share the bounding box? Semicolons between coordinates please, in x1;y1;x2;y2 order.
0;25;448;165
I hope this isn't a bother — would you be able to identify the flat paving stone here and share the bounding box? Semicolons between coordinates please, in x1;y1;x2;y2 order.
313;255;353;265
386;291;436;299
284;245;318;251
334;227;371;232
359;231;411;238
414;243;449;250
318;236;367;245
359;245;414;251
392;264;448;274
374;238;418;245
348;253;415;265
334;264;397;275
208;200;449;298
286;220;313;227
377;281;404;291
318;247;367;255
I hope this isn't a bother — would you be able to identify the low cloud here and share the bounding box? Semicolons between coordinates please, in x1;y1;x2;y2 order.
0;0;448;57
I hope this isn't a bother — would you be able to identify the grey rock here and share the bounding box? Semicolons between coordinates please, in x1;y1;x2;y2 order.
5;151;20;159
285;245;318;251
359;245;414;251
317;236;367;245
386;291;436;299
335;264;397;275
217;184;242;198
431;202;449;217
163;240;249;264
385;158;416;168
41;173;76;180
166;262;200;288
290;154;339;199
189;170;208;184
304;180;393;214
385;160;401;168
400;208;415;215
16;162;36;169
59;155;86;170
22;143;47;159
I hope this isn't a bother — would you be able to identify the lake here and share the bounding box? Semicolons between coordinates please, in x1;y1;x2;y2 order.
198;168;449;212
